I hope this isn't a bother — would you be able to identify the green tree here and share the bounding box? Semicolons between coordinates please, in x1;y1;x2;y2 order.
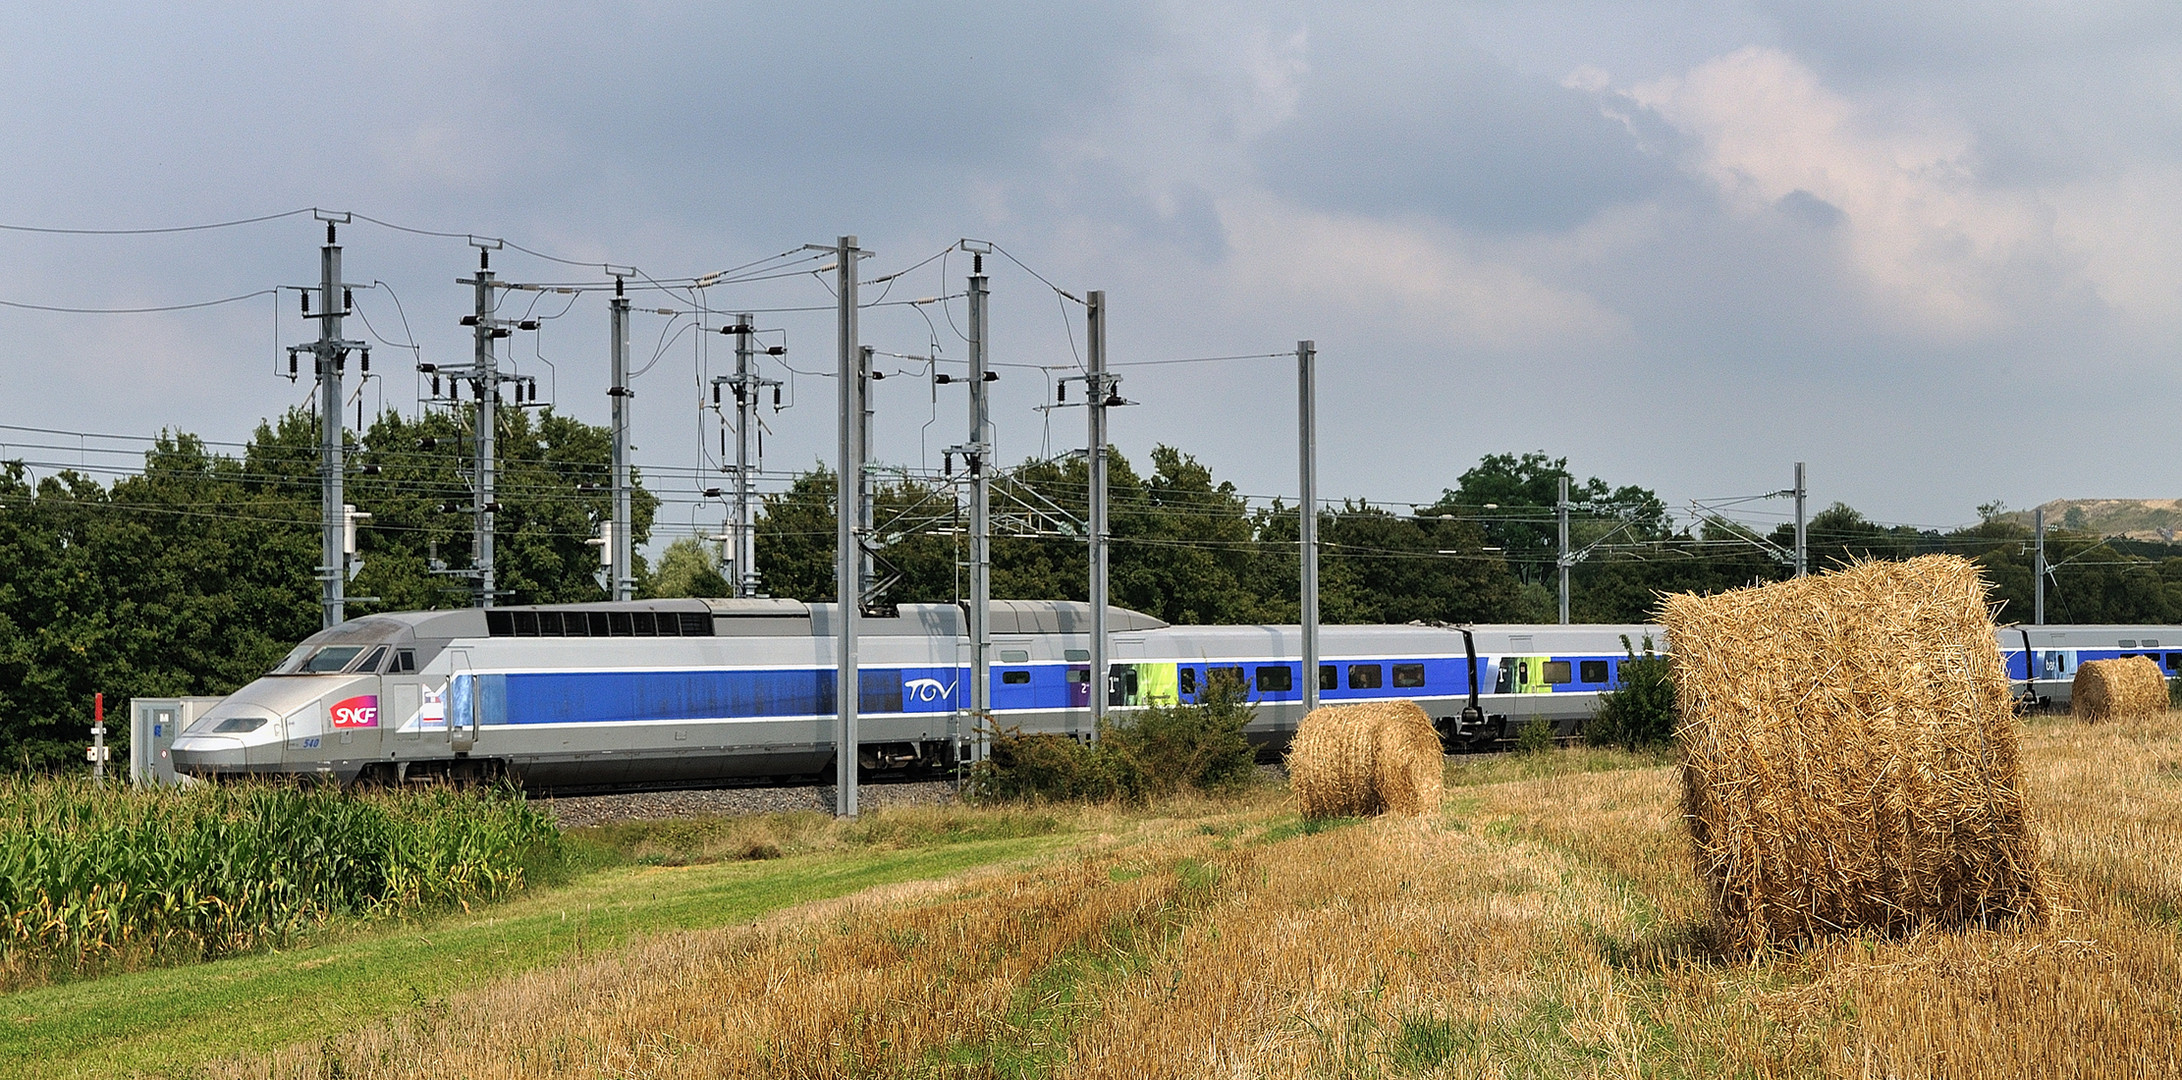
647;537;731;598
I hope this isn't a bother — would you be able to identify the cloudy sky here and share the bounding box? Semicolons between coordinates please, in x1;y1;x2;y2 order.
3;1;2179;543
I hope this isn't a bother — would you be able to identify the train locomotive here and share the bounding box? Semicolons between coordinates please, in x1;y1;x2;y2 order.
168;597;2182;790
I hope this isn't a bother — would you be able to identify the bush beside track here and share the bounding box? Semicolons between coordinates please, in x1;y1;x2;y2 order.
0;779;560;989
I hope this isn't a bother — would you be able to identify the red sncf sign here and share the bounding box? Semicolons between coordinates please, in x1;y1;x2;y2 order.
330;695;380;729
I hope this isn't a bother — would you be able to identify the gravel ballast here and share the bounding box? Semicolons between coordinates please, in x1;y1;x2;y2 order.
540;780;960;828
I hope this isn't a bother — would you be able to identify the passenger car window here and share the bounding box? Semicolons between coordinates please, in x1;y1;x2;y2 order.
358;646;389;673
1256;666;1293;692
1579;660;1609;683
1179;668;1197;695
1001;670;1031;685
999;649;1030;663
1066;669;1090;684
1391;663;1425;688
1348;664;1382;689
1205;666;1246;692
1543;661;1573;685
1064;649;1092;662
1320;665;1337;691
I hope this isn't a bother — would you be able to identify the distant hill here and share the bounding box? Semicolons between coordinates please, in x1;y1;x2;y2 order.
2003;499;2182;542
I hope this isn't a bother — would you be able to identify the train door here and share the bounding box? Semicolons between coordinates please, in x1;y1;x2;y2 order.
445;649;479;753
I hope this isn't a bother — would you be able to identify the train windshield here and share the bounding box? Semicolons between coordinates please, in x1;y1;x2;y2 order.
269;645;368;675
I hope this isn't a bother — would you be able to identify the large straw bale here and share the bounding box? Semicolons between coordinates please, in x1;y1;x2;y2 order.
1288;702;1443;819
2072;656;2168;722
1661;555;2043;951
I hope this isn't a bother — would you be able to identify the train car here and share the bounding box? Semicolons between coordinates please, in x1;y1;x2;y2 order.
2000;625;2182;711
170;598;2177;790
168;599;1661;789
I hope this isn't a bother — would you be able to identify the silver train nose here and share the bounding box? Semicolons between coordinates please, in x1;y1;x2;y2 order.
170;737;270;776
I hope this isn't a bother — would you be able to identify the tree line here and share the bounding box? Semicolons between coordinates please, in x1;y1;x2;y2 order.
0;407;652;769
753;448;2182;632
8;419;2182;770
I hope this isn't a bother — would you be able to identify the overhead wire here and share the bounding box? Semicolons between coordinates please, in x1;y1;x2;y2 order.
0;208;315;235
0;289;276;314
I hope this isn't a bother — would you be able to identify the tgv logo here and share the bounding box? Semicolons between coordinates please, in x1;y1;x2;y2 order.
903;678;957;702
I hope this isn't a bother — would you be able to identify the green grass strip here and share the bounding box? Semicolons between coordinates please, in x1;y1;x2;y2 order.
0;834;1064;1079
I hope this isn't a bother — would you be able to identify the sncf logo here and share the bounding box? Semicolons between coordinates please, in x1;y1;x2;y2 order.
903;678;957;703
330;695;380;729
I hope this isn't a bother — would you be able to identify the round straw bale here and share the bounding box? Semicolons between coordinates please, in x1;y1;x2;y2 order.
1662;555;2044;951
2072;656;2169;722
1370;702;1445;817
1288;705;1383;818
1287;701;1445;819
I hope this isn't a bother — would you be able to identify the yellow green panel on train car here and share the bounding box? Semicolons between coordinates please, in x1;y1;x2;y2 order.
1512;656;1555;694
1126;663;1178;706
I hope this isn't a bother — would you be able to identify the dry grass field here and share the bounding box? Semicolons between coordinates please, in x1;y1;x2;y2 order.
216;713;2182;1079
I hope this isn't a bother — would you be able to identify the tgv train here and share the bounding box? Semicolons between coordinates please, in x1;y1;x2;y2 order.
168;598;2182;789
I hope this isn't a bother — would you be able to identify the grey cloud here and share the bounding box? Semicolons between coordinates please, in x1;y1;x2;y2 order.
1251;43;1683;233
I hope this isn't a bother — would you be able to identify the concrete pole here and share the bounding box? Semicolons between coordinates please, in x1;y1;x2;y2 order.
318;224;346;628
733;314;756;598
967;262;992;755
1298;339;1318;713
2034;506;2046;625
609;282;633;601
471;249;498;607
858;344;876;609
1086;290;1109;735
1557;475;1571;625
1794;461;1808;578
835;236;862;818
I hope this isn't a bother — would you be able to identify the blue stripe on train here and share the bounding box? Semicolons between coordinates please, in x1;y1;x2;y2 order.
450;667;964;726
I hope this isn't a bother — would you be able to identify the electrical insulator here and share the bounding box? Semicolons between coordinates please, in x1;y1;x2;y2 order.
983;371;1000;382
704;488;722;498
300;292;310;315
766;345;784;356
1057;381;1066;402
712;384;720;405
772;386;781;407
460;314;478;327
343;287;352;310
432;375;441;396
943;453;953;477
935;373;953;385
360;350;370;373
288;353;298;377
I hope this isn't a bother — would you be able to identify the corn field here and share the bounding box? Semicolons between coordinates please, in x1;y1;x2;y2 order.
0;778;560;987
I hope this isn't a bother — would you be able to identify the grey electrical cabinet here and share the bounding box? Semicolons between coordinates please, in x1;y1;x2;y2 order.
130;697;224;788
